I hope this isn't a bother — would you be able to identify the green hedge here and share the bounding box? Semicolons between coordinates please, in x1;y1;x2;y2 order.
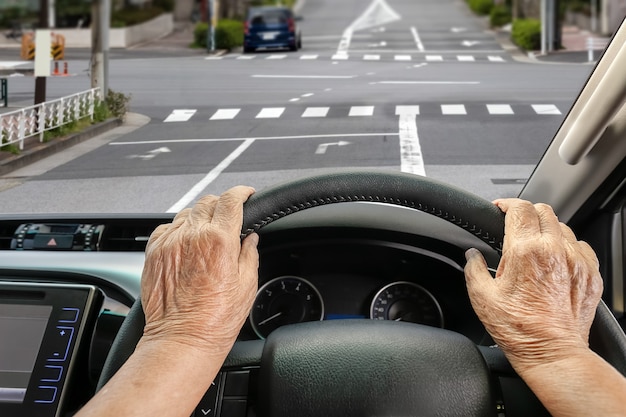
467;0;494;15
511;19;541;51
111;6;164;28
490;4;511;27
194;20;244;50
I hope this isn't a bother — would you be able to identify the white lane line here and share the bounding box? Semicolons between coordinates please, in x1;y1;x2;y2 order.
205;56;223;60
488;56;505;62
164;109;197;123
267;55;287;60
395;55;412;61
256;108;285;118
376;81;480;85
441;104;467;115
532;104;561;115
110;132;399;146
396;105;420;115
289;98;300;102
237;55;256;60
332;53;350;60
398;108;425;176
410;26;425;51
426;55;443;61
302;107;330;118
252;75;355;79
301;93;314;97
167;139;256;213
210;109;241;120
300;55;319;60
457;55;475;62
349;106;375;116
487;104;514;115
364;54;381;60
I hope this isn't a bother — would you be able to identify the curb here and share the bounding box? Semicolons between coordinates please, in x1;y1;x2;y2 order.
0;117;122;176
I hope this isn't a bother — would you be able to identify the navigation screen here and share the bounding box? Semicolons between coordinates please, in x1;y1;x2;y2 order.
0;304;52;403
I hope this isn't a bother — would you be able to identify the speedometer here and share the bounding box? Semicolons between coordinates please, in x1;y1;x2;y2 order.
370;281;443;328
250;276;324;339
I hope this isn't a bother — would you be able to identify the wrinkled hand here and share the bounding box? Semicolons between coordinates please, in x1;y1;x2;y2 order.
464;198;603;370
139;186;259;355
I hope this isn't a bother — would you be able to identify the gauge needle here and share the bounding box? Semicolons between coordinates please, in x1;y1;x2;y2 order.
258;311;283;326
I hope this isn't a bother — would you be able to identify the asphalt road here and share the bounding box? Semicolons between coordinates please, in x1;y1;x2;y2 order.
0;0;594;214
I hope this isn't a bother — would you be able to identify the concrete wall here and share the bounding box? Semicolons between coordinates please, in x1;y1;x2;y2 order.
53;13;173;48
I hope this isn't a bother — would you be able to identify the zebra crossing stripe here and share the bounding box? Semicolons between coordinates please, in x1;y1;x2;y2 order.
210;109;241;120
487;104;514;115
488;56;505;62
237;55;255;60
364;55;381;60
457;55;475;62
300;55;319;60
396;105;420;115
267;55;287;60
164;109;197;122
532;104;561;115
256;108;285;118
441;105;467;115
395;55;412;61
349;106;375;116
426;55;443;62
332;53;349;60
302;107;330;118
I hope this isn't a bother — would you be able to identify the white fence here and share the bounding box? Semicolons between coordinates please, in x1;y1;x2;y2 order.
1;88;101;151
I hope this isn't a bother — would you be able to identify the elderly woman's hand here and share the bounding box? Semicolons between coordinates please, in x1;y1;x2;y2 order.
139;186;259;356
464;198;603;371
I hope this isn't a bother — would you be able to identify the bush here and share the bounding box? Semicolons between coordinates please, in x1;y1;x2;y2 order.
511;18;541;51
111;6;164;27
490;4;511;27
105;89;131;120
194;20;244;50
467;0;494;15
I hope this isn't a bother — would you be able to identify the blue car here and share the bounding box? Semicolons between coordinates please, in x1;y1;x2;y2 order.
243;6;302;53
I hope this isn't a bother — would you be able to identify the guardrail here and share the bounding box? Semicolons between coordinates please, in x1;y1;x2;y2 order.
1;88;101;151
587;37;609;62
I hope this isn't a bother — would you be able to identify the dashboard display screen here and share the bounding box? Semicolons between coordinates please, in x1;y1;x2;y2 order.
0;304;52;403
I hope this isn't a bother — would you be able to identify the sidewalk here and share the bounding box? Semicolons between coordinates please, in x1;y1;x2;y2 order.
533;25;611;64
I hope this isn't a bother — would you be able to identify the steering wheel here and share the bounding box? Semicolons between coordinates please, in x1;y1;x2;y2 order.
97;170;626;416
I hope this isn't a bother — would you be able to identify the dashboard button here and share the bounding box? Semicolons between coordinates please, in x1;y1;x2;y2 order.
220;400;247;417
58;308;80;323
223;371;249;397
48;326;74;362
34;386;58;404
41;365;63;382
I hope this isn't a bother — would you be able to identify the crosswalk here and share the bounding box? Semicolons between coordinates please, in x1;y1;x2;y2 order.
205;53;507;63
163;104;564;123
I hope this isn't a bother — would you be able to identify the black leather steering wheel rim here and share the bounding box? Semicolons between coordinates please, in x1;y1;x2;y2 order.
97;169;626;415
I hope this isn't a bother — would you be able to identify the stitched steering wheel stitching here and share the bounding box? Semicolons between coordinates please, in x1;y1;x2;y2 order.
241;194;503;252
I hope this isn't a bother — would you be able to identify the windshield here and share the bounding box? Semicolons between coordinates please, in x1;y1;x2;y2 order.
0;0;604;214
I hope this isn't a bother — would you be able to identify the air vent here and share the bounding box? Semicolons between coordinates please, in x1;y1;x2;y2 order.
0;222;18;250
99;220;168;251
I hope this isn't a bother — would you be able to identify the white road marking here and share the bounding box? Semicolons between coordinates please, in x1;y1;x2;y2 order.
204;56;223;60
457;55;475;62
210;109;241;120
376;81;480;85
426;55;443;61
349;106;375;116
410;26;425;51
461;40;481;47
302;107;330;118
237;55;255;60
256;108;285;118
267;55;287;60
488;56;505;62
110;132;399;146
364;54;381;60
127;147;171;161
395;105;420;115
487;104;514;115
252;75;355;79
532;104;561;115
289;98;300;102
451;27;467;33
164;109;197;123
397;107;425;176
315;141;352;154
395;55;412;61
441;105;467;115
301;93;314;97
332;53;350;60
167;139;256;213
300;55;319;60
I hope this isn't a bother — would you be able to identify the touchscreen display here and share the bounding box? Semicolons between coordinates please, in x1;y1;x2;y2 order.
0;304;53;403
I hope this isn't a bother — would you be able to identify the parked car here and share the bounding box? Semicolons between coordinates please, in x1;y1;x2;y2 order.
243;6;302;53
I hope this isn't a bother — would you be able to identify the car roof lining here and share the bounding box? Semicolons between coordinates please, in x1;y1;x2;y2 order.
520;18;626;222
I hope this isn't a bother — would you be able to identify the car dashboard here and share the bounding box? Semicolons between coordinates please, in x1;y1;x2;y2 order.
0;202;506;417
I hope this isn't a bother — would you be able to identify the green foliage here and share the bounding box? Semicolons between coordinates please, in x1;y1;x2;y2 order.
93;100;110;123
511;18;541;51
153;0;174;12
251;0;296;6
490;4;511;27
467;0;494;16
194;20;244;50
111;6;164;28
0;130;19;155
105;89;131;120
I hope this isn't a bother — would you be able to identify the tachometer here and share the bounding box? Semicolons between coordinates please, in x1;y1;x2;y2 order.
370;281;443;327
250;276;324;339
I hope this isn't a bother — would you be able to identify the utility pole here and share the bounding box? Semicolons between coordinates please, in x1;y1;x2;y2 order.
35;0;49;105
91;0;110;97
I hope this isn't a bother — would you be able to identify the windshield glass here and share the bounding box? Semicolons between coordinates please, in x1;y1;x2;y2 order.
0;0;606;213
